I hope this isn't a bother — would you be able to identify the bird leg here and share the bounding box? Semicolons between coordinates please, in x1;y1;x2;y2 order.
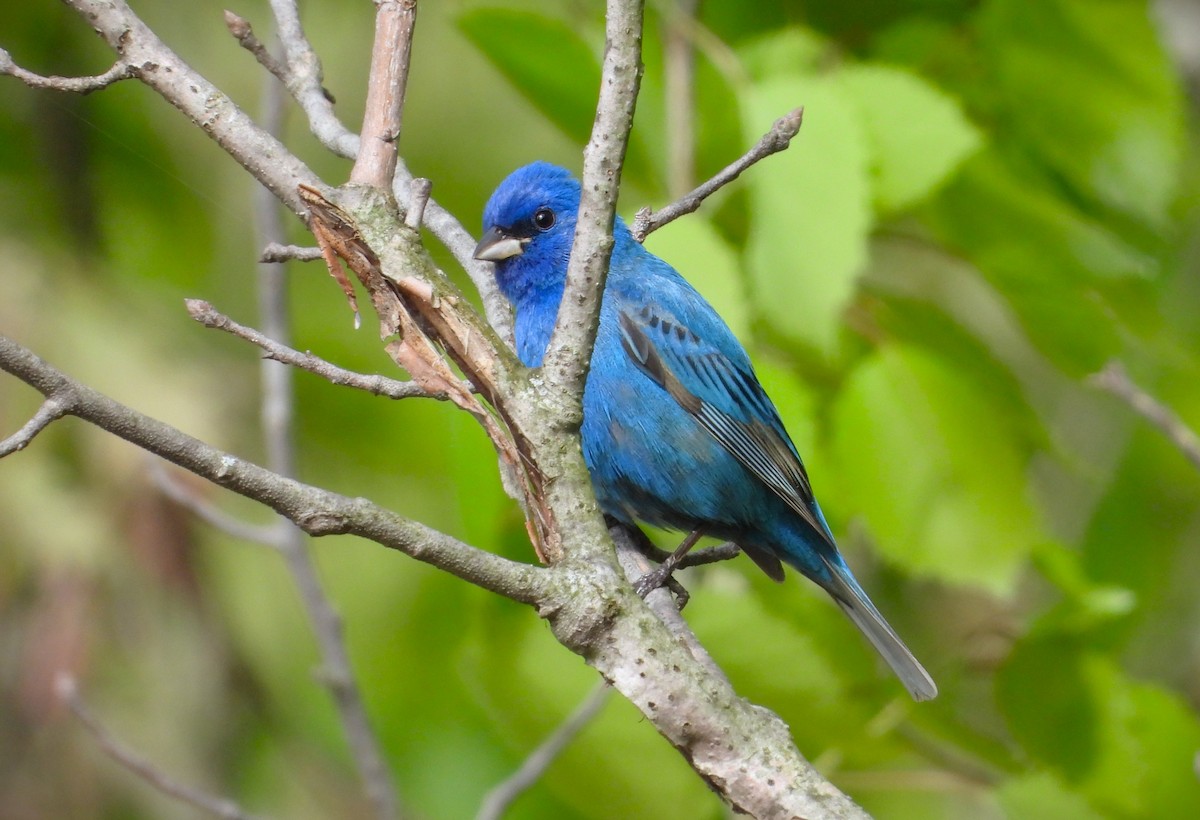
634;526;707;599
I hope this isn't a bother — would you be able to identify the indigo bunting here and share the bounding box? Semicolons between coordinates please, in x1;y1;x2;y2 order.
475;162;937;701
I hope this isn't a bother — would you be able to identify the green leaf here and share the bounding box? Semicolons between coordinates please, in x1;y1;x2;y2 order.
863;283;1047;451
458;9;650;180
977;0;1186;229
932;149;1157;285
1030;542;1136;636
458;9;599;146
999;636;1200;817
998;635;1099;780
739;27;828;81
839;64;982;213
743;74;872;356
998;771;1105;820
829;344;1043;591
928;150;1140;374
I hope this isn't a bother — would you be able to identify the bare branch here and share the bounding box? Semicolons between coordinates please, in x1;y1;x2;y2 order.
268;0;361;159
541;0;645;401
1089;359;1200;472
0;396;69;457
223;11;290;85
475;681;611;820
0;48;133;93
259;243;324;263
186;300;443;400
56;674;266;820
150;461;289;548
405;177;432;230
631;107;805;242
0;334;546;604
350;0;418;189
678;541;741;569
632;535;742;570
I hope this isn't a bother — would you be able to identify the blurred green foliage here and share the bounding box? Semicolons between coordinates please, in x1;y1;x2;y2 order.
2;0;1199;818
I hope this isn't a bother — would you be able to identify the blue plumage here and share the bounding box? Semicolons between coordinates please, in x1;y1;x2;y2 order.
475;162;936;701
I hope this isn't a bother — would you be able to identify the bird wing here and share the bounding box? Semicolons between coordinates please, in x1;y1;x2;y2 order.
616;304;835;549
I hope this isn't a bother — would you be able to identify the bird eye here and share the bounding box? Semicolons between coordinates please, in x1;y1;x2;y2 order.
533;208;556;231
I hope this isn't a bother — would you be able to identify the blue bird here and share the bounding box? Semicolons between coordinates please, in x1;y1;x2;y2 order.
474;162;937;701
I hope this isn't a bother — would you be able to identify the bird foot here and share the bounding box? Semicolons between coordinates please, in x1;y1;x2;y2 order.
634;567;690;609
634;565;672;598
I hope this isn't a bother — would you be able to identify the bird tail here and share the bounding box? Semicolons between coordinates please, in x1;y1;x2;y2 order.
819;554;938;702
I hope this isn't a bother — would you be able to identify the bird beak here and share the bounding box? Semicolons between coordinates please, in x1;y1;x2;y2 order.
473;227;527;262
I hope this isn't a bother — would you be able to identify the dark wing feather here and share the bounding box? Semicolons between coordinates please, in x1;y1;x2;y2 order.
617;308;834;549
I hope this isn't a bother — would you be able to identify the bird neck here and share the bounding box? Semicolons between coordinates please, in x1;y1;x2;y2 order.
512;281;565;367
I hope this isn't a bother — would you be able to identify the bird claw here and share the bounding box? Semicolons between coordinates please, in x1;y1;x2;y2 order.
634;567;690;609
634;566;671;598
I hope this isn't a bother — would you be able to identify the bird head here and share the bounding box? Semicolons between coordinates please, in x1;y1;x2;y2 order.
474;162;580;304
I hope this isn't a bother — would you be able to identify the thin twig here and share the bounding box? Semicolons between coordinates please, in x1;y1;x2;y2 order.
475;681;611;820
268;0;360;159
55;674;266;820
631;107;804;242
0;48;133;93
186;300;445;400
259;243;324;263
639;540;742;570
1089;360;1200;472
405;178;432;229
0;396;70;457
223;11;290;85
349;0;417;188
150;461;289;547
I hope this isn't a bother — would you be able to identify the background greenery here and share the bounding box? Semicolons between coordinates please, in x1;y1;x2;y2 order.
3;0;1199;817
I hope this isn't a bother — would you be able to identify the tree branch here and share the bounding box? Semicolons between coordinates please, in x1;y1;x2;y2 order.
266;0;361;159
475;682;611;820
186;299;442;400
56;674;266;820
390;164;515;344
259;243;324;263
0;48;133;93
150;461;289;548
1090;359;1200;472
0;395;69;457
631;107;804;241
0;335;546;604
404;177;432;229
223;11;290;87
350;0;417;189
663;0;698;197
